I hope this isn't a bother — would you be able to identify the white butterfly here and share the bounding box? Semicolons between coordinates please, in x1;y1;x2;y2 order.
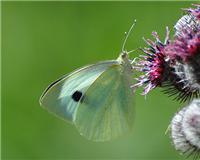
39;21;136;142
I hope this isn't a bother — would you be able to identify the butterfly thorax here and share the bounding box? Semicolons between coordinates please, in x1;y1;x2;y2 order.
117;52;132;74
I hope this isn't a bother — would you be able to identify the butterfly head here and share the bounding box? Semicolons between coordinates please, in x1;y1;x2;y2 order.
121;51;128;59
116;51;132;73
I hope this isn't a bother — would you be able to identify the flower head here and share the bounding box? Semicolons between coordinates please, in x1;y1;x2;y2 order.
170;99;200;158
162;5;200;102
134;4;200;102
132;28;170;95
165;7;200;61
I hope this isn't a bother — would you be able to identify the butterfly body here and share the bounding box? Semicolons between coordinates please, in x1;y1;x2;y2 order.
40;52;135;141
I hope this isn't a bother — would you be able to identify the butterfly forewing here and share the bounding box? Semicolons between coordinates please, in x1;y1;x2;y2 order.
74;64;134;141
40;61;118;122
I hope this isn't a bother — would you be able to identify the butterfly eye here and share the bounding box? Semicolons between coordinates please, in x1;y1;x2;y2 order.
72;91;83;102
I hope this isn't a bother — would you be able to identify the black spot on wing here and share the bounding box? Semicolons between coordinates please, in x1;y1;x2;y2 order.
72;91;83;102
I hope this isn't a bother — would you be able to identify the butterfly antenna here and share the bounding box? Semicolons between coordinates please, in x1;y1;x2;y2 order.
121;19;137;53
127;48;139;54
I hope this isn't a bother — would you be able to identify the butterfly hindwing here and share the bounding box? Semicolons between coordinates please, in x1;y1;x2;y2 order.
40;61;119;122
74;64;135;141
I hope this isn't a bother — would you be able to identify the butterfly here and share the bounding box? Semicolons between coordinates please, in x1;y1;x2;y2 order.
39;20;137;142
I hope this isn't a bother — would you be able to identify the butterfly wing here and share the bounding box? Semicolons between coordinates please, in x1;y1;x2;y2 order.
40;60;119;122
74;64;135;141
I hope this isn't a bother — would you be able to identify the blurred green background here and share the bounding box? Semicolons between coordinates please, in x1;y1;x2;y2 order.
2;1;195;160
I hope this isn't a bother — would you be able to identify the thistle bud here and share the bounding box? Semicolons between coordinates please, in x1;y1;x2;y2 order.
170;99;200;159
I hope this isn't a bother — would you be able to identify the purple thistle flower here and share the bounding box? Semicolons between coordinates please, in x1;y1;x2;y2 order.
166;4;200;61
162;4;200;102
134;4;200;102
132;28;170;95
167;26;200;61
